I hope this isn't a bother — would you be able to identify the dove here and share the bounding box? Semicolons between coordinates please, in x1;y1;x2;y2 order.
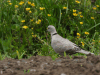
47;25;94;55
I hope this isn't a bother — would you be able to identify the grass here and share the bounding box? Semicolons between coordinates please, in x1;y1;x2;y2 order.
0;0;100;60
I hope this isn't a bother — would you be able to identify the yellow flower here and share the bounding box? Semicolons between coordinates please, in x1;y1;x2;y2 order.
38;19;41;23
77;36;80;38
39;7;45;10
81;42;85;47
39;7;43;10
9;3;12;5
19;1;24;5
36;21;39;24
31;3;35;6
26;8;30;11
91;17;94;19
92;40;95;44
80;22;83;24
61;13;62;15
22;26;28;29
77;33;80;36
73;9;76;12
96;5;99;7
32;35;36;37
78;12;82;14
73;13;78;16
7;0;11;2
99;40;100;43
29;10;32;13
77;33;80;38
75;1;80;3
31;32;34;34
31;28;33;29
93;7;96;10
47;14;51;16
36;19;41;24
80;15;83;18
16;50;18;54
28;1;31;4
30;19;33;22
21;20;25;23
85;32;89;35
63;7;67;9
93;39;95;41
15;5;18;8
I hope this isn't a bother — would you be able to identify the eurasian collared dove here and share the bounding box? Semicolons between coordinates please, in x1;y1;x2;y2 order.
47;25;94;55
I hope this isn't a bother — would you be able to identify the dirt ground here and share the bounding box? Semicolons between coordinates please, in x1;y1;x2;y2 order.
0;54;100;75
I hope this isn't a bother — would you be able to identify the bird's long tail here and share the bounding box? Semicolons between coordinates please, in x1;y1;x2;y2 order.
76;49;94;55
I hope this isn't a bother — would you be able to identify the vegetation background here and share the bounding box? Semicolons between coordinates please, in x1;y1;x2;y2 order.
0;0;100;60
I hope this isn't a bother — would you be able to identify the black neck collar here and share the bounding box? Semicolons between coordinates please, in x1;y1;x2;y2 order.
52;33;57;36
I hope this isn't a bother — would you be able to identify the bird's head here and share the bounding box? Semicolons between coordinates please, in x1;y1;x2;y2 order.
47;25;57;34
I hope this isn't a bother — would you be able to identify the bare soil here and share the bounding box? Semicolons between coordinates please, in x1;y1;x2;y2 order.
0;54;100;75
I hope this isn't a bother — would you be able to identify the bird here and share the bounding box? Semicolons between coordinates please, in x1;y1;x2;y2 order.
47;25;94;56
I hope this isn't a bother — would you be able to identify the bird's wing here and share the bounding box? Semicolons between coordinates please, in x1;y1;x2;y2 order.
52;35;81;53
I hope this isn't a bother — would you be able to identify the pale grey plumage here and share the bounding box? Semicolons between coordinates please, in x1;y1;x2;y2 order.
47;25;94;55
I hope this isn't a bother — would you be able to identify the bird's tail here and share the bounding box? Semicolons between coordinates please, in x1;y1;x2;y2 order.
76;49;94;55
